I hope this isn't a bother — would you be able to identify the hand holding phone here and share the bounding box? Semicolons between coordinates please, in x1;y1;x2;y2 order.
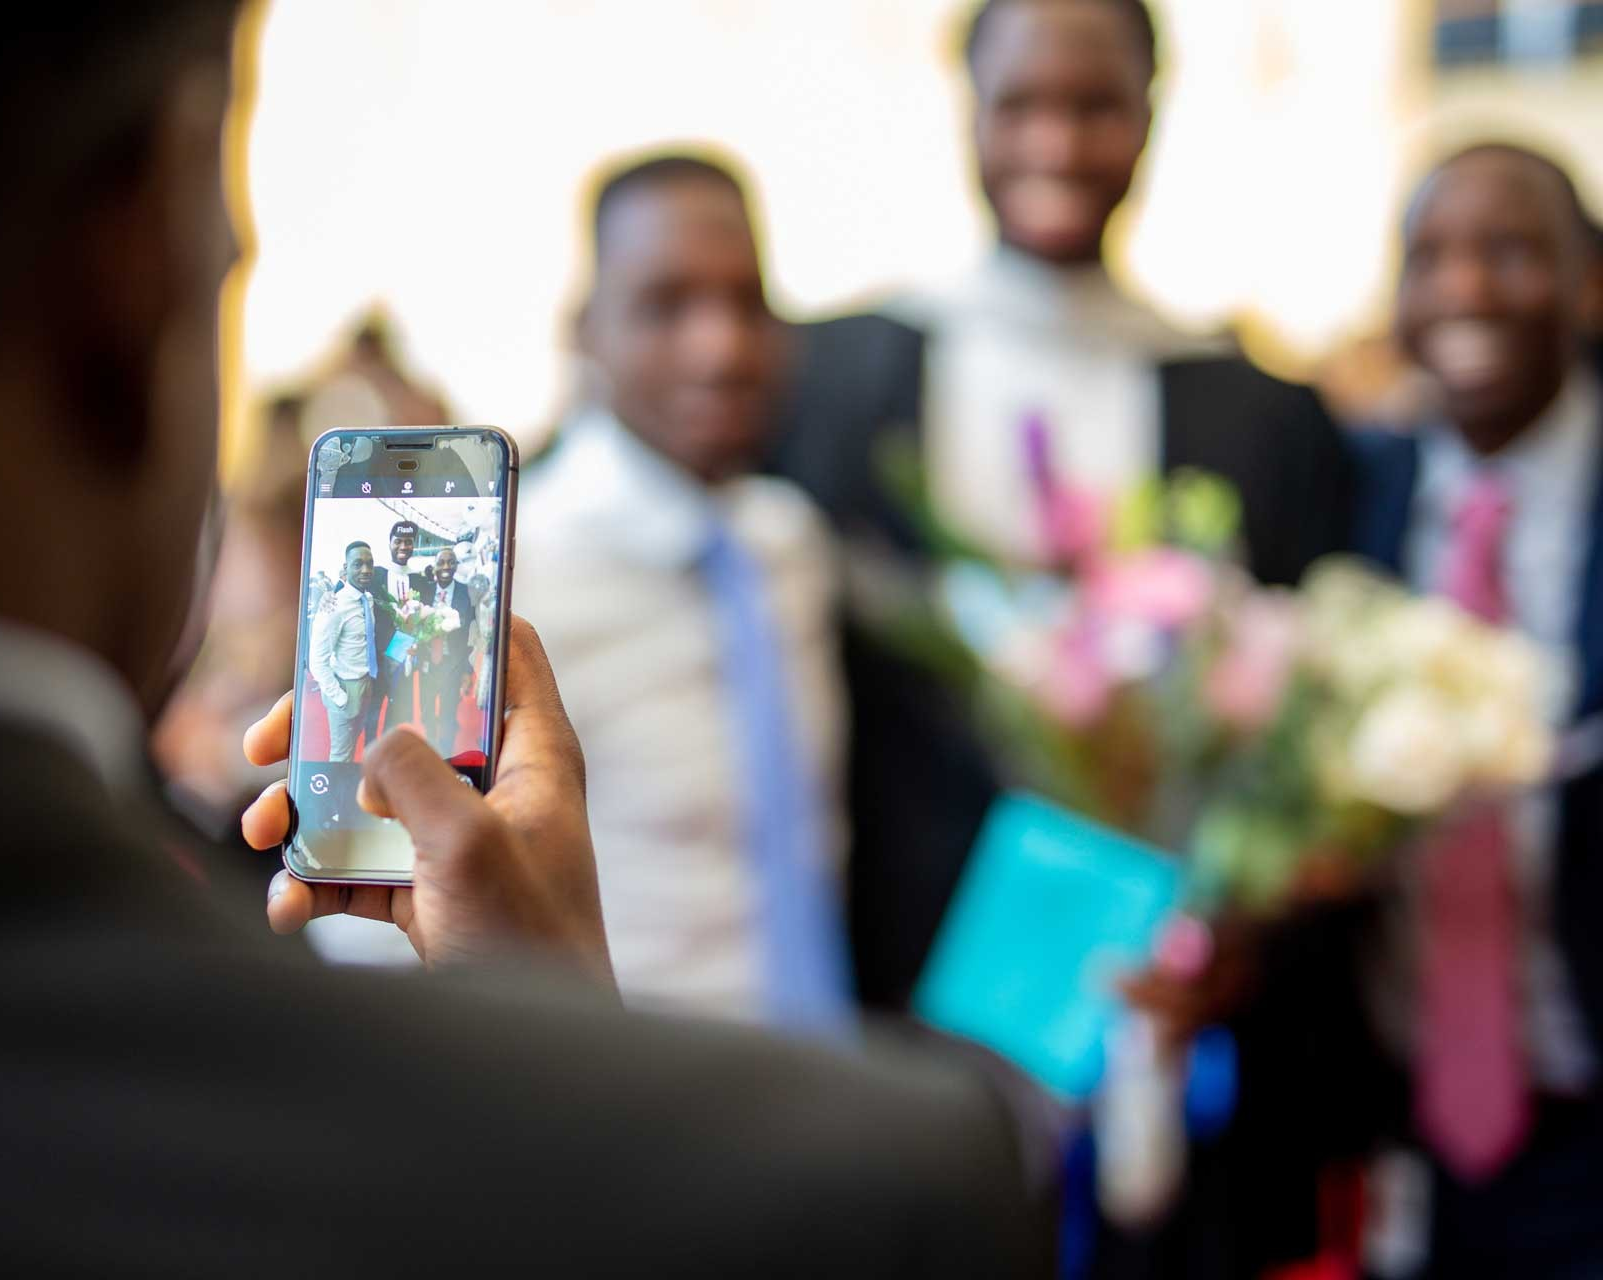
242;617;614;981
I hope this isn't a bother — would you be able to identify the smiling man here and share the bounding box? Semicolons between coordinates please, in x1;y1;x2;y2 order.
768;0;1356;1019
419;546;476;756
775;0;1352;580
362;518;425;750
1330;142;1603;1276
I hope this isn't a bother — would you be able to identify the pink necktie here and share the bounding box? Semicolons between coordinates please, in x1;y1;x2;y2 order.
1416;471;1528;1183
1438;473;1512;624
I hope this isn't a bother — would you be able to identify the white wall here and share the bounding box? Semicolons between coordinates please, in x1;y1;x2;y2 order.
239;0;1600;443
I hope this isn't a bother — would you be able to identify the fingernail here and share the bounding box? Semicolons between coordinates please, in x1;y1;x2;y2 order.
268;870;289;903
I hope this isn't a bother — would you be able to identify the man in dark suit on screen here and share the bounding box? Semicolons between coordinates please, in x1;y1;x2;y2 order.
0;6;1051;1274
363;518;427;745
418;546;476;756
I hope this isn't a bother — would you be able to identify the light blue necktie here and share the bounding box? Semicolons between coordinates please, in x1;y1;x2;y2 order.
699;522;855;1038
361;593;378;679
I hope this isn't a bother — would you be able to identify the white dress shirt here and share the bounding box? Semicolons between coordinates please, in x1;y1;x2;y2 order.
307;584;375;706
1402;366;1603;1092
513;409;849;1022
891;248;1227;566
380;563;415;604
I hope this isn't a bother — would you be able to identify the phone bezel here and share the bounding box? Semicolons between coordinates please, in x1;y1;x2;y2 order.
282;424;520;886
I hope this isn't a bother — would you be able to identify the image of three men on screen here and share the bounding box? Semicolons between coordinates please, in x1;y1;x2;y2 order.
308;520;480;763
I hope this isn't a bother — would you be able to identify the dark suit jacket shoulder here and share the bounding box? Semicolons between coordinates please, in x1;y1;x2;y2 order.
1158;355;1354;586
773;311;928;556
0;724;1051;1277
774;313;1353;586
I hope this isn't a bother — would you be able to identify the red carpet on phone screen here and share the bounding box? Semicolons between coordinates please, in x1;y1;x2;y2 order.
298;668;488;768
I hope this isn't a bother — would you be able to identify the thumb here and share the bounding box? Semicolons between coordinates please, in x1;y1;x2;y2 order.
359;726;493;869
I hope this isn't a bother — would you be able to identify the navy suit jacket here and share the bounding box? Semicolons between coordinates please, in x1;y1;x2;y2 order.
1348;403;1603;1056
424;579;475;673
1129;393;1603;1279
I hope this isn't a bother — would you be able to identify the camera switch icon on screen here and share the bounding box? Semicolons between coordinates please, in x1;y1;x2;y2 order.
361;481;372;494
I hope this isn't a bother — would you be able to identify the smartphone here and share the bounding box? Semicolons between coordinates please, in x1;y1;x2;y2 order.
284;426;518;884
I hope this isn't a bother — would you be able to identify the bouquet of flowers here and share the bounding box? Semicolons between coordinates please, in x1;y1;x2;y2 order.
880;419;1556;916
382;595;462;665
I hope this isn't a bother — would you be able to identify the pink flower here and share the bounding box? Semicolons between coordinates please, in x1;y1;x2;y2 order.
1085;549;1214;630
1041;484;1109;568
1204;595;1302;734
1021;411;1106;569
1044;622;1114;728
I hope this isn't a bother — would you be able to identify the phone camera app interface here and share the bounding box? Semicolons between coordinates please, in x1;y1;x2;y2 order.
293;433;506;854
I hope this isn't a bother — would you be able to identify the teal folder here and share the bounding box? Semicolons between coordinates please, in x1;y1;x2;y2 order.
913;793;1184;1099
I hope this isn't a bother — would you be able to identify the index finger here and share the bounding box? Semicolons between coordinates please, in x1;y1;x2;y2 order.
244;691;295;767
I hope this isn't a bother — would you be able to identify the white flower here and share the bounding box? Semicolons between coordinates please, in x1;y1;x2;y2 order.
1102;618;1165;682
1459;688;1553;787
989;625;1054;690
1475;633;1557;787
1343;687;1466;815
1384;599;1477;689
436;606;461;633
1472;631;1554;720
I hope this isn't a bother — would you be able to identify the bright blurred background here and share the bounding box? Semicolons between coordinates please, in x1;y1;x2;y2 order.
221;0;1603;473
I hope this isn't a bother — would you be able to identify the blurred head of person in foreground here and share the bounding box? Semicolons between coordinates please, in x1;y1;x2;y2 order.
0;3;241;716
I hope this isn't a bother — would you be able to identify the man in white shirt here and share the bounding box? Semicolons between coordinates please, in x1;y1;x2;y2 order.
307;540;379;762
515;154;852;1029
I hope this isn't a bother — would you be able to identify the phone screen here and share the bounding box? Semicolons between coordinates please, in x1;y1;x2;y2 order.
285;428;515;882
